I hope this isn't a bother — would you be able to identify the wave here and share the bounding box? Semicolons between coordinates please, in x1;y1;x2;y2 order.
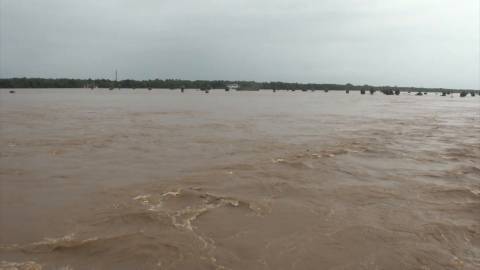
0;261;45;270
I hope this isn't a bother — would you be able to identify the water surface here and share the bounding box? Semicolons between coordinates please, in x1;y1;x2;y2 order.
1;89;479;269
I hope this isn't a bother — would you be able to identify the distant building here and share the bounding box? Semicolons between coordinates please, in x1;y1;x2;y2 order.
226;83;239;90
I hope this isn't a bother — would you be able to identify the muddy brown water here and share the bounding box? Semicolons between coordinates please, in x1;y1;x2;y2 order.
0;89;479;270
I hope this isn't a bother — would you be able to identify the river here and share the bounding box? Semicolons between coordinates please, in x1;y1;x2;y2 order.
1;89;479;269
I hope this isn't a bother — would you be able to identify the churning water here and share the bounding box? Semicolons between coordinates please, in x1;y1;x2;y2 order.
0;89;479;269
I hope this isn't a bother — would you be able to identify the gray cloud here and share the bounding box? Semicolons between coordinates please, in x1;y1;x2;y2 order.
1;0;478;88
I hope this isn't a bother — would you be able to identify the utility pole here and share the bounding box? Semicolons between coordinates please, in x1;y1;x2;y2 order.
115;69;118;89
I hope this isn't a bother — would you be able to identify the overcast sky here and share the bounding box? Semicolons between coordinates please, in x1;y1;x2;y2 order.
1;0;478;89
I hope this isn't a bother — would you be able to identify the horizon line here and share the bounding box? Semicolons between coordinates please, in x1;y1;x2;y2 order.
0;77;478;91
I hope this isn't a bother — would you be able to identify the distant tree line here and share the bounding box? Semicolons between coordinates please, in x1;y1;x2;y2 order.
0;77;473;93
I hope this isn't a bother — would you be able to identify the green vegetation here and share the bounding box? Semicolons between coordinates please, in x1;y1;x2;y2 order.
0;77;475;93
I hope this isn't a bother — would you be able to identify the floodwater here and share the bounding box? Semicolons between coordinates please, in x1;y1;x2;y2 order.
0;89;479;270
